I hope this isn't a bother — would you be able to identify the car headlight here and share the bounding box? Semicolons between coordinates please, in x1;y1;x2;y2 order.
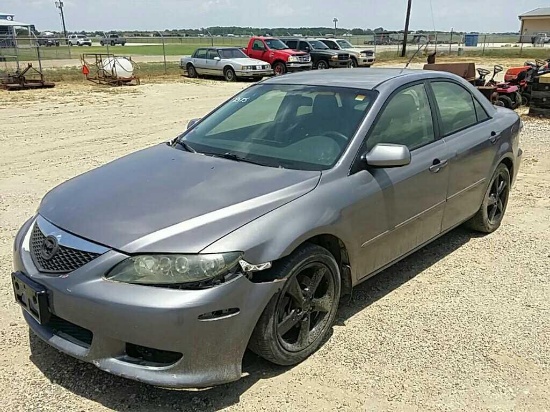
360;53;367;57
288;56;298;62
106;252;243;286
331;55;339;60
242;66;253;70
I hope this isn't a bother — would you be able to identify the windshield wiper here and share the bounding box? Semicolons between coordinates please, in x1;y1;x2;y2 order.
207;152;267;167
175;140;196;153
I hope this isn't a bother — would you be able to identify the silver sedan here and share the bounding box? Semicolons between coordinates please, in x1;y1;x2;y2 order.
12;69;522;388
180;47;273;81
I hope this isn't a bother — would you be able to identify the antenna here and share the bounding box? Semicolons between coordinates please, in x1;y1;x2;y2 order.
401;37;429;73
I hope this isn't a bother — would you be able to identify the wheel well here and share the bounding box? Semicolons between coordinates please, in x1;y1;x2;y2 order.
223;65;234;73
272;60;285;67
186;63;194;69
500;157;513;179
305;235;353;298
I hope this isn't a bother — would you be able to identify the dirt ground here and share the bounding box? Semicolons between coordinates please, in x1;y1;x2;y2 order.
0;76;549;412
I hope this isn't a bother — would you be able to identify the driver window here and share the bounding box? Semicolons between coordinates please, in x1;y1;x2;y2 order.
195;49;207;59
299;41;309;51
252;40;264;50
206;49;219;60
367;83;435;151
326;41;338;50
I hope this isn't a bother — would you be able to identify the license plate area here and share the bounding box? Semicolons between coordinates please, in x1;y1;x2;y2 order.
256;65;262;70
12;271;50;324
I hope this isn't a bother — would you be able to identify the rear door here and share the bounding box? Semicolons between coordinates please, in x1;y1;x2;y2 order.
193;49;208;74
355;82;450;277
428;80;498;230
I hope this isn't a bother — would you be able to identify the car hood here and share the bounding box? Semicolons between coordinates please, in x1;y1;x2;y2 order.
227;57;269;66
277;49;309;56
346;47;375;54
38;144;321;254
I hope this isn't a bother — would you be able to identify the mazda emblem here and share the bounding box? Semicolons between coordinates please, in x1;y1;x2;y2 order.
40;235;59;260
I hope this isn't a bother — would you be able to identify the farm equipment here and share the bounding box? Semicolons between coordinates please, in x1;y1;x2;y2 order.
0;63;55;91
504;59;550;106
483;65;522;109
81;53;140;86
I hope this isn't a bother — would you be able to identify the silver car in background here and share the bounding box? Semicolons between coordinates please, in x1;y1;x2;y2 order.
181;47;273;81
12;69;521;389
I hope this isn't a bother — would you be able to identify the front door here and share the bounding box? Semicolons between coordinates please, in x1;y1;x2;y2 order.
204;49;222;76
192;48;208;75
355;82;450;278
248;39;267;61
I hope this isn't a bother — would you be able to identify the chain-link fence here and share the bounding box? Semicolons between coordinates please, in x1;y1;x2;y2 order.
2;32;550;73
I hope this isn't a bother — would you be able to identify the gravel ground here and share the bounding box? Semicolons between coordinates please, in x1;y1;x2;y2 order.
0;79;549;412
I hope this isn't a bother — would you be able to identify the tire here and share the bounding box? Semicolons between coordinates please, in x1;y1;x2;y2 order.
513;91;522;109
316;60;329;70
350;58;358;68
100;41;104;46
248;244;341;366
273;62;286;76
224;67;237;82
111;41;115;46
465;163;511;233
186;64;197;78
497;95;514;109
522;93;531;106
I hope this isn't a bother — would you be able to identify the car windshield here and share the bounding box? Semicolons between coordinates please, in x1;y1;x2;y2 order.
265;39;289;50
309;40;329;50
77;35;86;38
219;48;248;59
177;84;376;171
336;40;354;48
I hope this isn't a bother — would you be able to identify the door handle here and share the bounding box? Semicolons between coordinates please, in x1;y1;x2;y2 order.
490;131;501;144
429;159;449;173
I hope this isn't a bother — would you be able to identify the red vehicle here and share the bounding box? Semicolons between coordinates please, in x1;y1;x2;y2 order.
243;37;312;75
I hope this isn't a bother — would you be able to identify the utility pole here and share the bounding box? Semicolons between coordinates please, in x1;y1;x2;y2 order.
333;18;338;36
401;0;412;57
55;1;68;44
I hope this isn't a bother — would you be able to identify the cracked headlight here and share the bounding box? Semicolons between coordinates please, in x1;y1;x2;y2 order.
106;253;243;286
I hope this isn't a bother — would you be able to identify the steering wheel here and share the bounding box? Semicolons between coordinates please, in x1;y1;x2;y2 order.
536;59;548;68
321;131;348;147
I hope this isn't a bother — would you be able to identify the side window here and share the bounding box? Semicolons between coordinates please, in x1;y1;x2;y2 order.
431;82;478;135
285;40;298;49
206;49;219;60
195;49;207;59
325;41;338;50
367;83;435;151
252;40;264;50
298;41;309;51
473;98;489;122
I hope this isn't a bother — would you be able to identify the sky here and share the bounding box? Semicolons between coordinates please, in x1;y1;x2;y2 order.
1;0;544;33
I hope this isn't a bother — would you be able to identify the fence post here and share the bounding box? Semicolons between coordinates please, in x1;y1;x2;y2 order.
520;34;524;56
449;29;453;55
482;34;487;55
157;31;167;74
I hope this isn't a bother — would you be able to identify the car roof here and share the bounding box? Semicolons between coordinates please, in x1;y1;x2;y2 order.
262;68;460;90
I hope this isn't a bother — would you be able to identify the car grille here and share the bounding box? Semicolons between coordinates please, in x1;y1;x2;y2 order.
297;55;310;63
30;223;101;274
338;53;350;60
365;51;374;56
48;314;93;347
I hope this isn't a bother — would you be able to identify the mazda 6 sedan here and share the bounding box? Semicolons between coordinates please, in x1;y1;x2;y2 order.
12;69;522;388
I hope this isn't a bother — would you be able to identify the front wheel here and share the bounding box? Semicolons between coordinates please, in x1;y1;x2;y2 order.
273;62;286;76
316;60;329;70
498;95;514;109
186;64;197;78
248;244;341;366
350;58;358;68
224;67;236;82
100;41;104;46
465;163;511;233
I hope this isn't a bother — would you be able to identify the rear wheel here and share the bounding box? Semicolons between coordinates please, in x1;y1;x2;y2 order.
186;64;197;78
249;244;341;366
522;93;531;106
466;163;511;233
513;91;522;108
224;67;236;82
498;95;514;109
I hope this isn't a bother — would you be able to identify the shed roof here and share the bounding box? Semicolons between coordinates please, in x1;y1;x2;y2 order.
519;7;550;18
0;20;31;27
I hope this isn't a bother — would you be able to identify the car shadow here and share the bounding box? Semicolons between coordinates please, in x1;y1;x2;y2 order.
28;226;479;411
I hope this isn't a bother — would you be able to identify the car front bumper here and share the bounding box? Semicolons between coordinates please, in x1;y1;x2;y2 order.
357;58;375;66
329;60;352;68
12;217;282;388
235;69;274;78
287;62;312;72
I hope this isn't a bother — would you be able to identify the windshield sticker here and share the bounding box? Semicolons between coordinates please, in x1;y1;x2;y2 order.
355;94;366;101
232;97;250;103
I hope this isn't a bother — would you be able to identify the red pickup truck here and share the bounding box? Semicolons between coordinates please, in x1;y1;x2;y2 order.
243;37;312;75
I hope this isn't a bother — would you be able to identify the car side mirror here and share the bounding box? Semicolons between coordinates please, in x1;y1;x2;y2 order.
361;143;411;168
214;56;221;61
187;118;201;129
